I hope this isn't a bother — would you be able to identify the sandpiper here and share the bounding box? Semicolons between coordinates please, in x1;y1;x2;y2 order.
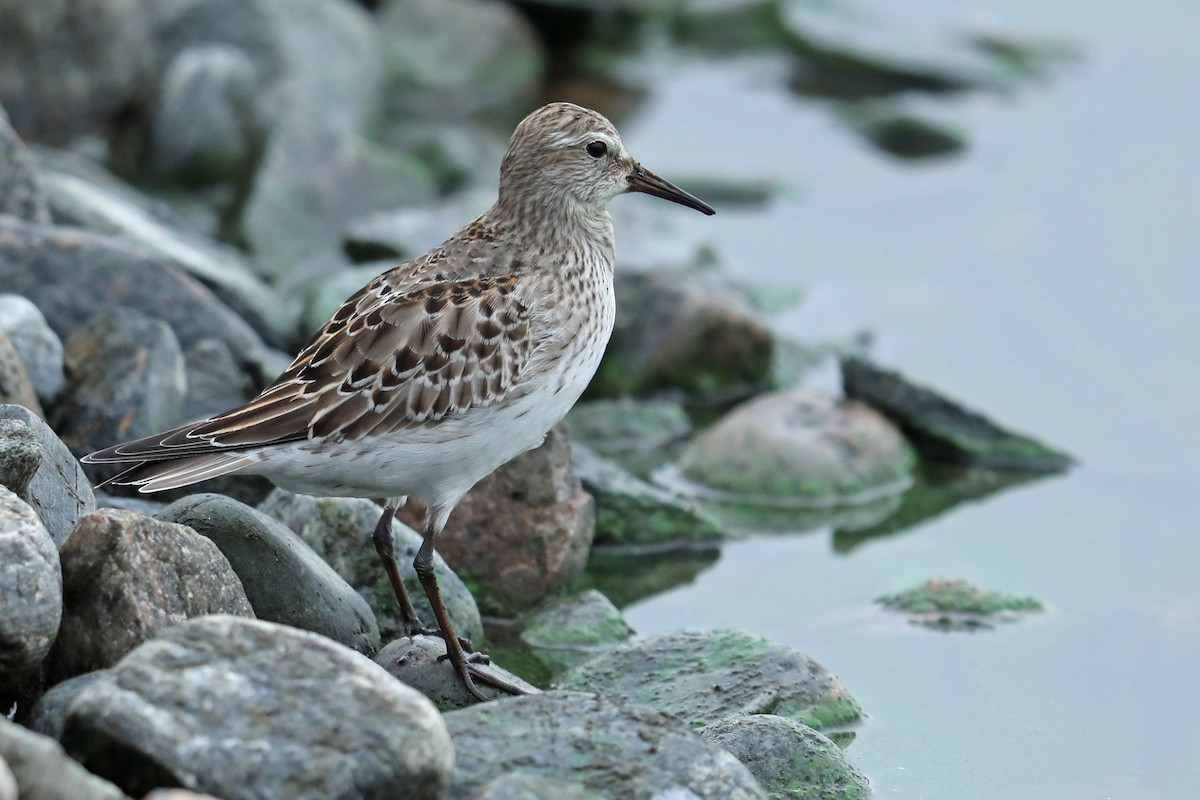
84;102;715;700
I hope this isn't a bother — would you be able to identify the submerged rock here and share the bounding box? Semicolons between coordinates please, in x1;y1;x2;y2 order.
0;486;61;685
374;635;536;712
878;578;1044;631
445;690;766;799
841;356;1075;472
556;629;863;730
61;616;452;800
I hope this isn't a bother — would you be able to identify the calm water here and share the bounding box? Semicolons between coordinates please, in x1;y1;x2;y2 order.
613;2;1200;797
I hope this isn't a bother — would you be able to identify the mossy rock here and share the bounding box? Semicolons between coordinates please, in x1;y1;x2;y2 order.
878;578;1044;631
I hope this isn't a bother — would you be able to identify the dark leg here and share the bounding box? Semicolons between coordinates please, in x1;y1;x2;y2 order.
415;503;532;701
371;497;423;636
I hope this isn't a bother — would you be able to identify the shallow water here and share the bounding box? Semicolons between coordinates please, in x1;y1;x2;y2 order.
610;2;1200;797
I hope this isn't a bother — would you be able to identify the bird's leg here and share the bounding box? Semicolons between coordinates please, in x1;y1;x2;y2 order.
415;504;532;701
371;497;423;637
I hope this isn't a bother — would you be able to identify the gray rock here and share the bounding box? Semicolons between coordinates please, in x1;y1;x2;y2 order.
152;0;284;87
28;670;114;741
467;772;603;800
0;717;130;800
62;615;452;800
340;190;494;270
575;444;723;548
258;489;482;646
158;494;380;654
0;405;96;547
0;0;155;143
52;310;186;472
0;294;66;403
182;337;255;422
841;356;1076;472
676;389;915;506
374;635;536;712
297;261;393;337
377;0;544;120
94;491;168;517
0;218;273;379
145;45;268;186
0;418;40;496
518;589;634;677
143;791;225;800
593;269;774;398
556;629;863;730
701;715;870;800
445;690;766;799
0;754;13;800
0;486;62;684
565;397;692;457
433;423;595;617
51;509;254;680
0;332;41;417
0;105;49;223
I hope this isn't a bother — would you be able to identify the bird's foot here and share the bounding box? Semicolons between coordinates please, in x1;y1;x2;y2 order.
418;626;476;654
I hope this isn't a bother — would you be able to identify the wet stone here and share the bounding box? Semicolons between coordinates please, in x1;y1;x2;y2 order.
701;714;871;800
877;577;1044;631
158;494;380;655
0;717;130;800
259;489;483;646
518;589;635;677
445;690;767;800
0;486;62;685
374;635;536;712
50;509;254;681
61;615;452;800
556;629;863;730
0;405;95;547
467;772;604;800
0;294;66;404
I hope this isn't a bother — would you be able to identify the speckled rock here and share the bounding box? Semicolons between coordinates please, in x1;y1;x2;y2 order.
0;294;65;403
0;418;40;496
556;629;862;730
0;717;130;800
676;389;915;506
0;486;61;684
53;310;185;474
259;489;482;646
841;356;1075;471
157;494;380;655
61;616;452;800
517;589;635;678
374;635;536;711
701;715;871;800
0;105;49;223
425;424;595;617
575;444;723;548
466;772;604;800
0;331;41;417
28;670;113;742
0;405;95;547
445;690;766;799
50;509;254;680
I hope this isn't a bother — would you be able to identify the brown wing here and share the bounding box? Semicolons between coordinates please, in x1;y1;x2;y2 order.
84;270;534;465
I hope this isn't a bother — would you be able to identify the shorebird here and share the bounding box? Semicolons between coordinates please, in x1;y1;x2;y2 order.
84;102;715;700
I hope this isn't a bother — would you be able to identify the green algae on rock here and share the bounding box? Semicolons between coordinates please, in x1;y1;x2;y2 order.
555;629;862;730
878;578;1044;631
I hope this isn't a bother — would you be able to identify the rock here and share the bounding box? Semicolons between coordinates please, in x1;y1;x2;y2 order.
0;405;96;546
575;444;723;548
258;489;482;646
152;0;285;86
376;0;544;120
53;310;186;472
340;189;494;268
467;772;603;800
0;754;13;800
845;106;966;160
0;218;274;379
565;397;692;457
701;714;870;800
445;690;766;799
51;509;254;680
144;791;225;800
34;159;296;347
61;615;452;800
28;670;113;741
144;45;268;186
877;577;1044;631
0;717;130;800
297;261;392;336
94;491;169;518
374;635;536;711
182;338;255;422
0;105;49;222
426;423;595;617
556;629;863;730
675;389;915;506
592;269;774;398
157;494;380;654
841;356;1075;472
0;294;66;404
518;589;634;678
0;0;155;143
0;332;41;417
0;418;40;496
0;486;62;684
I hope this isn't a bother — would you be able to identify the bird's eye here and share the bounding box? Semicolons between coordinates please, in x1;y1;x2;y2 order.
586;141;607;158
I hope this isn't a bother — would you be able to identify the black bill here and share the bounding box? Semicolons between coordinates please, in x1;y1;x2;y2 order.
628;164;716;215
